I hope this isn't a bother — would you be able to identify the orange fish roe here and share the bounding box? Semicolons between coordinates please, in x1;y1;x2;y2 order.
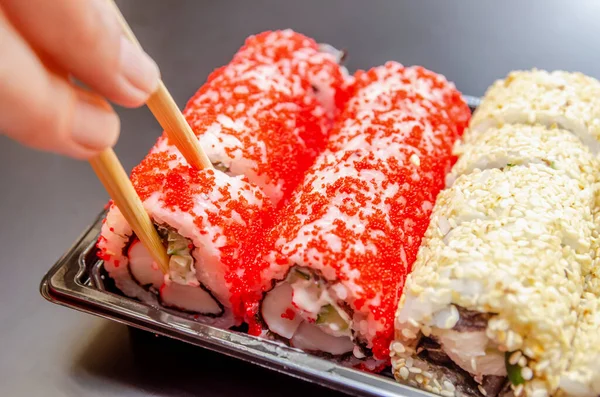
262;64;469;361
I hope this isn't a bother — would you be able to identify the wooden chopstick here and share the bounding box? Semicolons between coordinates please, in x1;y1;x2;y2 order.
90;150;170;274
107;0;213;170
86;1;215;276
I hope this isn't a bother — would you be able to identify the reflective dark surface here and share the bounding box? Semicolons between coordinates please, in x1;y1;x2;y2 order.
2;0;599;395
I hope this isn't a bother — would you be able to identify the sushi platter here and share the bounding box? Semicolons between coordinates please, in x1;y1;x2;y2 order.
41;30;600;397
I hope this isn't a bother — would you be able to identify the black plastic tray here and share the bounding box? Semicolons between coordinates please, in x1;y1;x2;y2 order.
40;95;480;397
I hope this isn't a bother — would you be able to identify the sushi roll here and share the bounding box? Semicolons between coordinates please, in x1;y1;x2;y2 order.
558;195;600;397
558;274;600;397
233;29;351;120
256;64;468;362
327;62;471;156
468;70;600;154
431;164;597;258
392;69;600;397
183;30;349;205
97;152;274;326
258;148;445;360
392;218;587;397
97;30;348;324
446;124;598;188
391;168;597;397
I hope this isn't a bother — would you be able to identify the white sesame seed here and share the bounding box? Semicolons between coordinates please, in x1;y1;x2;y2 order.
524;348;535;357
478;385;487;396
445;305;460;329
471;357;477;372
531;388;548;397
535;360;550;372
509;351;522;365
443;381;456;392
423;371;433;379
409;367;422;374
409;380;418;387
399;367;409;380
521;367;533;380
441;391;454;397
518;356;527;367
514;384;524;396
433;379;442;390
506;332;515;350
392;341;406;353
401;328;417;339
415;374;424;384
410;154;421;166
421;325;432;337
406;357;414;368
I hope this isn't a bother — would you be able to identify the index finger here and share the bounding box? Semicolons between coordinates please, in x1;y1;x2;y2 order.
1;0;160;108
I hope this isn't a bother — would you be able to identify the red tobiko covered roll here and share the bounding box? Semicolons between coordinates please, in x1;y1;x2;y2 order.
182;30;350;205
328;62;470;158
97;151;274;327
233;30;350;120
96;30;348;327
256;62;469;364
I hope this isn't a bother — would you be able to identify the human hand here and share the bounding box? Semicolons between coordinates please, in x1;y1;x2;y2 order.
0;0;160;159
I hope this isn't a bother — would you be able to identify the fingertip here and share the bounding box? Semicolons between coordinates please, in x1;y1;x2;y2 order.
60;144;102;161
70;90;121;151
116;36;161;107
2;0;161;109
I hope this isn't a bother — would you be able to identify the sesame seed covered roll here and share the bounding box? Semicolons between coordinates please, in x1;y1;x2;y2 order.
393;218;586;397
558;200;600;397
447;124;598;188
393;69;600;397
558;274;600;397
432;164;597;259
468;70;600;154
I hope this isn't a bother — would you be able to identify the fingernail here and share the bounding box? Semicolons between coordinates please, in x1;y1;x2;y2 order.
119;36;160;101
71;93;120;150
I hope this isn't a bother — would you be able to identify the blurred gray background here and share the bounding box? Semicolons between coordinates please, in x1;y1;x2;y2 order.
1;0;599;395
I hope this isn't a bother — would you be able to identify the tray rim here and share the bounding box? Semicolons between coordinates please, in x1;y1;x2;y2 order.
40;211;434;397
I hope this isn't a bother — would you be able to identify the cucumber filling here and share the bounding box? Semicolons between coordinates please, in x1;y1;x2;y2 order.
212;162;231;173
126;227;222;316
261;267;358;357
165;230;197;287
413;308;535;397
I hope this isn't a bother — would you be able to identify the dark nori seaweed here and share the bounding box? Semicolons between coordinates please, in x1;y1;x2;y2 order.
416;336;509;397
453;307;492;332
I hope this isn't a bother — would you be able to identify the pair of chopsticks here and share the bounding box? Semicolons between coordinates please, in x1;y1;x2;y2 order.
90;1;212;274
